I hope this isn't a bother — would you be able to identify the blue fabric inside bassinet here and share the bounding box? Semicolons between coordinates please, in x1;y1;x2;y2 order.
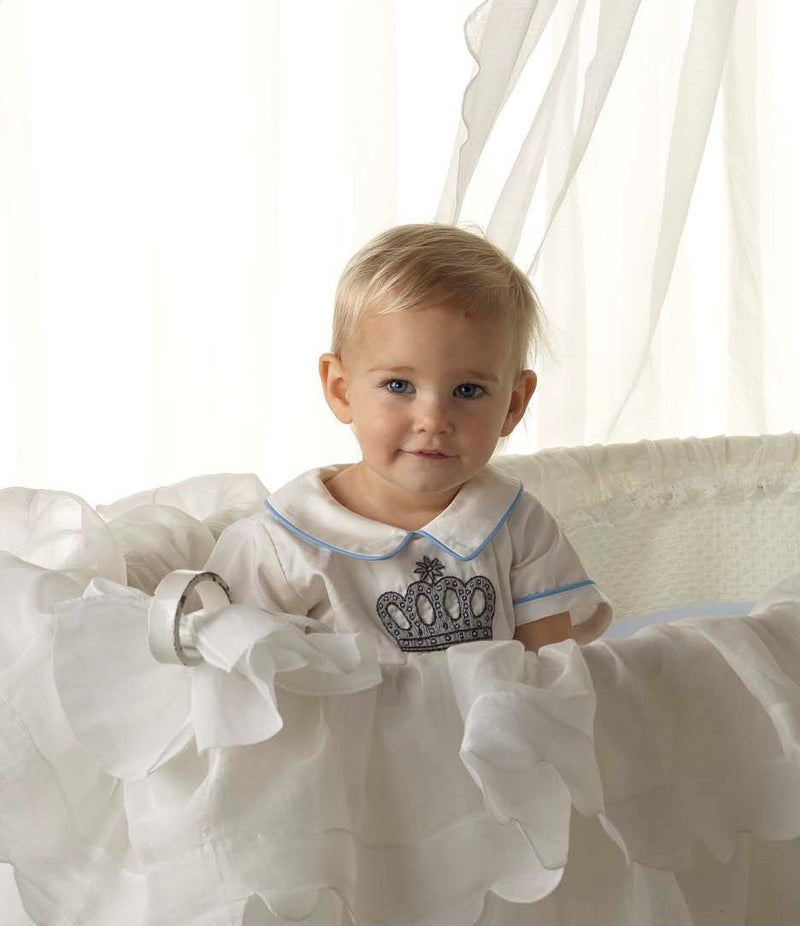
603;598;757;638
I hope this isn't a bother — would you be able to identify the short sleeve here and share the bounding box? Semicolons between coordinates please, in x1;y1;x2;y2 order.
202;516;309;616
509;495;612;644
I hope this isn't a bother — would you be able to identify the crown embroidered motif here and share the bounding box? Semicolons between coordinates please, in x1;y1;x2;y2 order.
376;555;495;652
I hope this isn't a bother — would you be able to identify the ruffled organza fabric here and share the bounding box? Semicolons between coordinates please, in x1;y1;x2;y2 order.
0;473;269;595
0;553;144;926
2;557;799;924
2;439;800;924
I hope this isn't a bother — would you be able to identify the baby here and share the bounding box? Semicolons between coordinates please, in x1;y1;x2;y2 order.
205;224;611;660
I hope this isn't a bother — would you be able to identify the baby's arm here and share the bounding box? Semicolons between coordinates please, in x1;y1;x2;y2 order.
509;492;613;647
513;611;572;653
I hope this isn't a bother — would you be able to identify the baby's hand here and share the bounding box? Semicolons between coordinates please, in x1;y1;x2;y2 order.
513;612;572;653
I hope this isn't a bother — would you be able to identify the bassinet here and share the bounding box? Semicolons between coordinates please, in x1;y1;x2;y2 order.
1;432;799;925
493;433;800;626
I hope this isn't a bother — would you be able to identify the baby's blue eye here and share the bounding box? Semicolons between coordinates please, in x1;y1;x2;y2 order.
385;379;413;394
455;383;485;399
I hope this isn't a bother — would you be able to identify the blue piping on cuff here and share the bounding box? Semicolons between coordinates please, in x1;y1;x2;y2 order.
513;579;596;606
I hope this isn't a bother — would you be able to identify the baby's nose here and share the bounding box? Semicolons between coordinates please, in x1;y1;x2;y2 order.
413;398;454;433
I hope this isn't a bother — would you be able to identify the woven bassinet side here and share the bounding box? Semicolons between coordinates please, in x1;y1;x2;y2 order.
493;433;800;621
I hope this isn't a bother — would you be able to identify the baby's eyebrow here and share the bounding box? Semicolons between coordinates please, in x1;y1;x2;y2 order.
369;365;499;383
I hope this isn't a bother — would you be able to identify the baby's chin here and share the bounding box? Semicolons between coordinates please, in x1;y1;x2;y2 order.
391;454;486;490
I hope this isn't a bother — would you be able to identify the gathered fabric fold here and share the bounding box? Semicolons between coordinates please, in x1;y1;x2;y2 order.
53;578;383;780
47;573;594;922
0;554;144;926
582;574;800;874
447;638;603;867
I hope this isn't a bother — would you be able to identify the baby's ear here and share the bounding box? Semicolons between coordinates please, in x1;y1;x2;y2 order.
500;369;537;437
319;353;354;424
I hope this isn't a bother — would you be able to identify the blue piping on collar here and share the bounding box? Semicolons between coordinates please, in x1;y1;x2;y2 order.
263;482;525;562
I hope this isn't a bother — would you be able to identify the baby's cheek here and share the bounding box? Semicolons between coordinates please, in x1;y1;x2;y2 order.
374;420;403;449
358;416;398;453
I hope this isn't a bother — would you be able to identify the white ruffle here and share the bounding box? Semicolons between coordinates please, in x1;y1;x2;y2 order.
53;579;382;780
586;582;800;874
94;472;270;528
448;639;603;855
3;554;800;922
50;577;589;922
0;474;270;596
0;488;127;588
18;567;796;923
0;553;144;926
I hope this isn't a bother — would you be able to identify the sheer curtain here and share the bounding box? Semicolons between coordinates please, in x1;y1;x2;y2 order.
0;0;476;504
1;0;798;507
438;0;800;449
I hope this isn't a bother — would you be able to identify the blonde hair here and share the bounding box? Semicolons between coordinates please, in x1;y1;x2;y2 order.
331;223;547;379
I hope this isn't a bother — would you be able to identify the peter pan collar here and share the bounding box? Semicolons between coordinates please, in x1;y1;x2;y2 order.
263;463;524;562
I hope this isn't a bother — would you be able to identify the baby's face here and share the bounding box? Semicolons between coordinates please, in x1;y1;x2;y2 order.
322;305;536;506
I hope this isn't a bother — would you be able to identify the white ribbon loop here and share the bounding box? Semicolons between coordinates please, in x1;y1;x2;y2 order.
148;569;233;667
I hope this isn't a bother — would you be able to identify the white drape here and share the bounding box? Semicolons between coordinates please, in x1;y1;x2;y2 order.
438;0;800;448
0;0;476;503
1;0;798;506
